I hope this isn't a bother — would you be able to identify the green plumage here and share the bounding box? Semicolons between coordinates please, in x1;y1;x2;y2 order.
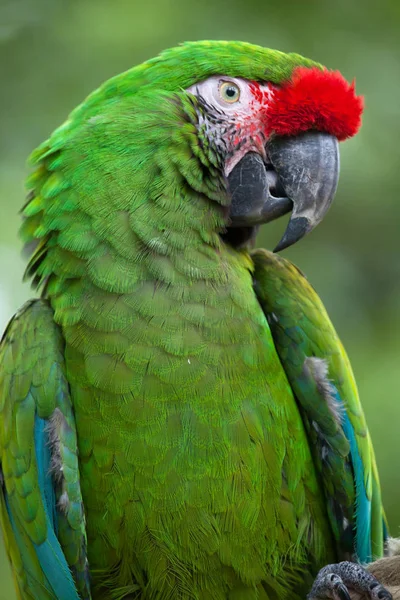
0;41;384;599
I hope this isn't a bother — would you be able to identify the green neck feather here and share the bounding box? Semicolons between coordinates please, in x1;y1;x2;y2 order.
21;86;250;298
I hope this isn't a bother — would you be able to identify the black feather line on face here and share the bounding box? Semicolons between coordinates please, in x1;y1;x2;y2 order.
193;96;238;164
196;94;226;118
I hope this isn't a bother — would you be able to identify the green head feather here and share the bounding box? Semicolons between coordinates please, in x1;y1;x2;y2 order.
92;40;321;96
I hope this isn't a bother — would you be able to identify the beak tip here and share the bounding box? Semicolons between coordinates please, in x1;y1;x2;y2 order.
273;216;311;253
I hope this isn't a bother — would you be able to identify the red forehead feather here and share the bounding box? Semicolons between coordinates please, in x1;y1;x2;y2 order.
266;66;364;141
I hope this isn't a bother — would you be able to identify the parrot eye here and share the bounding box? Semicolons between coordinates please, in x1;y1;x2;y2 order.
219;81;241;103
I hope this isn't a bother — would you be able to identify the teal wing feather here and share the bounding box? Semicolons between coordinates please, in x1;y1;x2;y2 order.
0;299;90;599
252;249;386;563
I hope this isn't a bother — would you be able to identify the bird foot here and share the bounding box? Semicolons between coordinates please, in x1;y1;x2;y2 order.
308;561;393;600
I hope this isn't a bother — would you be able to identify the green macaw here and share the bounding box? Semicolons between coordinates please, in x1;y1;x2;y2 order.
0;41;390;600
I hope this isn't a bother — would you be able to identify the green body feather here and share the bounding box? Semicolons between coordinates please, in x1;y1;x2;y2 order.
0;41;384;599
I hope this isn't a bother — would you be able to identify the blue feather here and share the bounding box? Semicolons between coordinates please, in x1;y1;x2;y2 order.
382;518;389;543
332;389;372;563
3;490;54;596
33;416;81;600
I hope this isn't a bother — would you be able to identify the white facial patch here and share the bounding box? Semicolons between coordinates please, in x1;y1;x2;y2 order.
187;76;260;113
186;76;274;176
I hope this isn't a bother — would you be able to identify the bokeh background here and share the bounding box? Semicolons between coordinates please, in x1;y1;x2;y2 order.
1;0;400;596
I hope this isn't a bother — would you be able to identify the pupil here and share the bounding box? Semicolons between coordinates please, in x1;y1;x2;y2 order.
226;87;236;97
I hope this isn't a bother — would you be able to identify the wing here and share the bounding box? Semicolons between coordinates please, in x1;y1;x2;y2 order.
252;249;386;563
0;299;90;599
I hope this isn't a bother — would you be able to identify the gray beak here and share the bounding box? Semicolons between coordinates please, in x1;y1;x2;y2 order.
227;131;340;251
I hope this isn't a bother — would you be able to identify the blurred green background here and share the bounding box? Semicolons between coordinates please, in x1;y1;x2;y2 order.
1;0;400;597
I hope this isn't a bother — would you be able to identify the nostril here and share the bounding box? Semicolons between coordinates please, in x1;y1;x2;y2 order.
270;182;286;199
265;169;286;199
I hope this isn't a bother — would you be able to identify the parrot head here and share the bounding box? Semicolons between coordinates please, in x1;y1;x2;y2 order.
143;41;362;251
24;41;364;279
173;42;363;251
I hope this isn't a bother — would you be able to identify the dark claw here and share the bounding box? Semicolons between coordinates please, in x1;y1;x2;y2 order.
308;562;393;600
335;582;352;600
308;570;350;600
376;590;393;600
